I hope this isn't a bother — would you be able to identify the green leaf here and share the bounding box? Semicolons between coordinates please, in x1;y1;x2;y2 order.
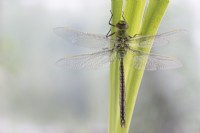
109;0;169;133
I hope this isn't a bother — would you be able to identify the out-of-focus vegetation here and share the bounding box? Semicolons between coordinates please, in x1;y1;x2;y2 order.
0;0;200;133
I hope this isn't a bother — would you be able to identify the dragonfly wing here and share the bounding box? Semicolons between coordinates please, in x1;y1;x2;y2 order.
129;29;186;49
56;49;117;70
134;54;182;71
127;49;182;71
54;27;111;48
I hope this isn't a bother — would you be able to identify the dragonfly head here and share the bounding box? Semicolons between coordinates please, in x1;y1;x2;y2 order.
116;20;128;30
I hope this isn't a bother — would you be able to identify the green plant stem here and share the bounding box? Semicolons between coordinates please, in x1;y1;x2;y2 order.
109;0;169;133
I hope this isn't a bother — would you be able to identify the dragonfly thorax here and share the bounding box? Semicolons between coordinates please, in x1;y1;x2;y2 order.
115;43;128;59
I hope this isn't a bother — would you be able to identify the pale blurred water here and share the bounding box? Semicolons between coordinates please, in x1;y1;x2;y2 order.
0;0;200;133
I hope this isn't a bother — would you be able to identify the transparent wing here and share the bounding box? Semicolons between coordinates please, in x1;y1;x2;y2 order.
54;27;111;48
127;49;182;71
56;49;117;70
128;29;186;49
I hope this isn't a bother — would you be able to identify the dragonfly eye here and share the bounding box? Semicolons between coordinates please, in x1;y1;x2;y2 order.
116;20;128;30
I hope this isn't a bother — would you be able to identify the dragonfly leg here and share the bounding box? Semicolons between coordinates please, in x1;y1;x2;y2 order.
107;10;117;37
129;33;141;38
109;10;116;27
122;11;126;21
106;30;116;38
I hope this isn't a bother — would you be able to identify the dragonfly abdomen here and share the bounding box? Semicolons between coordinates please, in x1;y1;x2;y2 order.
120;58;126;128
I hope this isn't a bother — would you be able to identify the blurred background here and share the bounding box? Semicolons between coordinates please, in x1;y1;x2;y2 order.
0;0;199;133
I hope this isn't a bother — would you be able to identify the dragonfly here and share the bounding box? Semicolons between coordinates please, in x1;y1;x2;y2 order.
54;15;184;128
